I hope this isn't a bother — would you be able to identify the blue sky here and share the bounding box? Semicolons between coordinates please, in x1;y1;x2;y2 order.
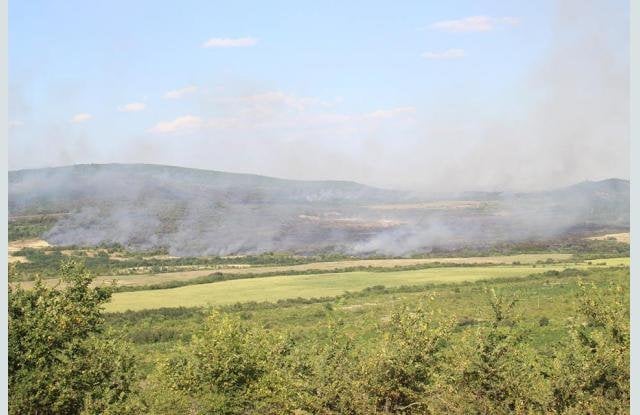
8;0;629;191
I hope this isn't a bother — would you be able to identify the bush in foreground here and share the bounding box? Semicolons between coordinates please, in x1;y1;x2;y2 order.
8;261;139;415
146;283;629;414
9;261;629;414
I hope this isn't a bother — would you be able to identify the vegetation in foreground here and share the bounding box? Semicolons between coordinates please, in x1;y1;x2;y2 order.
8;259;629;414
8;261;138;414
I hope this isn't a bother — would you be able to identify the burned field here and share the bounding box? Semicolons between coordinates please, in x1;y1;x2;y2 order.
8;164;630;257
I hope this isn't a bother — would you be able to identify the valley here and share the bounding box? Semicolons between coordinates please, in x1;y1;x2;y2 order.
8;163;631;414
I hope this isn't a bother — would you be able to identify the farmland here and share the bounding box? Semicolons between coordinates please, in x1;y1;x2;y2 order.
11;252;575;289
587;231;630;243
105;257;628;312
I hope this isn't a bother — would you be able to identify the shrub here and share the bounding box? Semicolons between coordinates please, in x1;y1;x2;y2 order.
365;300;455;413
154;312;269;414
550;282;629;413
8;260;139;415
436;290;552;414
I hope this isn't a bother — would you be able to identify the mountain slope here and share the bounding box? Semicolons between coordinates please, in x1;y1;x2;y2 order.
9;163;403;215
8;164;630;256
505;178;630;228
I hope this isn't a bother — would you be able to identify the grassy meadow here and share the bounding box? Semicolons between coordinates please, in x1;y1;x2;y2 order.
10;250;575;288
108;265;629;353
105;257;628;311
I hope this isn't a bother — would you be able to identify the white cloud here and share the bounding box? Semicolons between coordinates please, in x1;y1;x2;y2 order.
202;103;416;132
422;49;466;60
202;37;258;48
118;102;146;112
430;16;519;33
232;91;320;111
165;85;198;99
148;115;202;134
365;107;416;119
150;89;416;145
70;113;92;123
206;91;327;123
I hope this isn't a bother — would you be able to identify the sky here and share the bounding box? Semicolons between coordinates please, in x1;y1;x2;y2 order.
8;0;629;192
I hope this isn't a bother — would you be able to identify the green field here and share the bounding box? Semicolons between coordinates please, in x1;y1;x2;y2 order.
12;252;576;289
105;257;629;311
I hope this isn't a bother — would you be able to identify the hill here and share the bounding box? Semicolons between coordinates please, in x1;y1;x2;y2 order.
9;163;402;213
8;164;630;256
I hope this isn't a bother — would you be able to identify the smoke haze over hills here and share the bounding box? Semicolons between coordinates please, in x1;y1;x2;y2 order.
9;164;629;256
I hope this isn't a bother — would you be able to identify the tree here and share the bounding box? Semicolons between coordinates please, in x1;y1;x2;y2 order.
8;260;138;415
440;289;552;414
365;299;454;414
155;312;268;414
550;281;630;414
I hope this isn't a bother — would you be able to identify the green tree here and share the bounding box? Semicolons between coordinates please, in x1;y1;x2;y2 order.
155;312;269;414
8;260;138;415
550;281;630;414
293;318;373;414
440;289;552;414
248;318;374;414
365;298;454;414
